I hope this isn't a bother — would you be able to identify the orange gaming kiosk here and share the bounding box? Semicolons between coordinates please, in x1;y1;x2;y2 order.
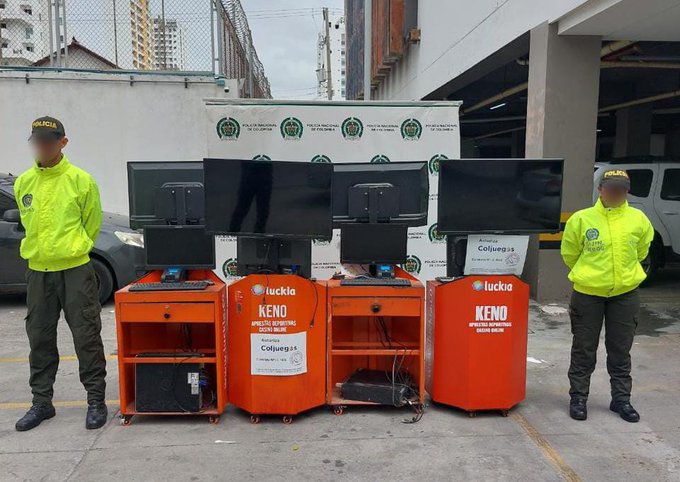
327;267;425;415
426;275;529;416
227;274;327;424
115;270;227;425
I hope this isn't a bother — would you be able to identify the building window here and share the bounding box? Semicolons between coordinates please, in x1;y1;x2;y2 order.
20;5;32;15
25;27;33;39
1;41;8;49
0;22;6;29
661;169;680;201
26;45;33;52
627;169;654;198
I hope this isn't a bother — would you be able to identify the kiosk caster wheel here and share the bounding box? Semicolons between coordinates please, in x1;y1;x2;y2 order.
282;415;293;425
333;406;345;416
468;411;477;418
120;416;132;426
500;410;509;418
209;416;220;425
250;415;261;424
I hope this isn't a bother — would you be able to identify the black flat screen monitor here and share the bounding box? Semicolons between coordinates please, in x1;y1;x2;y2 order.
332;162;429;227
237;237;312;278
340;224;408;265
128;161;204;229
144;225;215;269
438;158;564;234
203;158;333;238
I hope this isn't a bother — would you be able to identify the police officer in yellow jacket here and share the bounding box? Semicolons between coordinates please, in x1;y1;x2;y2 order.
13;117;108;431
561;169;654;423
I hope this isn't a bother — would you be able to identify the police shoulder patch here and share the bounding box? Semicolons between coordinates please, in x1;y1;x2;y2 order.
21;194;33;208
585;228;599;240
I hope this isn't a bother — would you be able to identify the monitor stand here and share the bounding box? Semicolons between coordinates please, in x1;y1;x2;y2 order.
237;237;312;278
368;264;395;279
160;267;187;283
446;236;468;277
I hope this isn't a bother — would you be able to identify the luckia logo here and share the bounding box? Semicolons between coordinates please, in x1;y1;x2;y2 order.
401;118;422;140
222;258;238;278
251;284;266;296
472;280;513;292
311;154;332;164
370;154;391;164
428;223;445;243
252;154;271;161
428;154;448;175
312;238;331;246
341;117;363;140
401;255;422;274
216;117;240;140
257;286;297;296
280;117;304;140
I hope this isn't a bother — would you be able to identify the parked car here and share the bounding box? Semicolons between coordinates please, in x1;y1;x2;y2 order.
594;157;680;278
0;172;146;303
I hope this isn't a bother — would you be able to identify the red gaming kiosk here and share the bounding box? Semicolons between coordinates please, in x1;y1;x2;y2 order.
426;275;529;416
430;158;564;416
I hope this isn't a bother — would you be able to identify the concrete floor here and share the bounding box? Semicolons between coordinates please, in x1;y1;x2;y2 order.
0;270;679;482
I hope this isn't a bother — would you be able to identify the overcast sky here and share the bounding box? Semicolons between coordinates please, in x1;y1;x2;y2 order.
243;1;344;99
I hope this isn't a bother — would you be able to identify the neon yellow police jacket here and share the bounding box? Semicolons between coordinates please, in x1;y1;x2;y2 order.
13;155;102;272
560;198;654;298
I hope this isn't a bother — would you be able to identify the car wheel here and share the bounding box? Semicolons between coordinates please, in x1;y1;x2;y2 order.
91;258;114;304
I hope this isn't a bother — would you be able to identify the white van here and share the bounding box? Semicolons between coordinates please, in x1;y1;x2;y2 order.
594;157;680;278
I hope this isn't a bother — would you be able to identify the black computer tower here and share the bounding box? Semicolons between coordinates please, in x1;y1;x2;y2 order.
341;369;410;406
135;353;203;413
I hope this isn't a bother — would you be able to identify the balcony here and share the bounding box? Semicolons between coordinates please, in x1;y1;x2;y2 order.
1;4;34;26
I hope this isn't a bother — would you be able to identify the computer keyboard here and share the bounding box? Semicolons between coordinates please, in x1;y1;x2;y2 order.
129;281;210;292
340;278;411;287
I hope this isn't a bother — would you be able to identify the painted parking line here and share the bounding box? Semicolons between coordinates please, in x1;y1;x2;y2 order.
0;400;120;410
511;412;581;482
0;355;118;363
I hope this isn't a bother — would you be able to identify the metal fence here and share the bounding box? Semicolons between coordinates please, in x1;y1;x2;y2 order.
0;0;270;97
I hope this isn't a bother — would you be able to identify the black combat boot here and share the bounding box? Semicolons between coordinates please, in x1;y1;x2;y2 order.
15;402;56;431
85;401;108;429
610;400;640;423
569;398;587;421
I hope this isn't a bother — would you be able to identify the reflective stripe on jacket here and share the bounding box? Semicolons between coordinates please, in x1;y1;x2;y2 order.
13;155;102;272
560;198;654;298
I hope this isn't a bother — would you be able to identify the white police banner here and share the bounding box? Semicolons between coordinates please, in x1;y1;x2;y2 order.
204;99;461;282
464;235;530;276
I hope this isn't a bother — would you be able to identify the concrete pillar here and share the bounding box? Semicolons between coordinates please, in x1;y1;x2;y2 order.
524;22;601;301
614;105;652;157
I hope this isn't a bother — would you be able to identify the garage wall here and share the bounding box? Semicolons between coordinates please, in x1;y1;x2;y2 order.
375;0;589;100
0;70;238;214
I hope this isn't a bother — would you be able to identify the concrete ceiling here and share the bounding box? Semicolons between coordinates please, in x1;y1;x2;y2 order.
558;0;680;41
